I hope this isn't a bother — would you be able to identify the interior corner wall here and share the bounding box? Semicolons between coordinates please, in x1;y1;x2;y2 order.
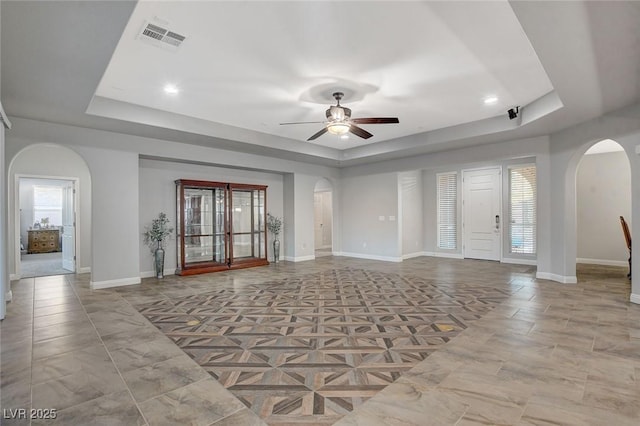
422;169;438;254
283;173;295;260
74;146;139;287
399;170;423;257
576;151;631;264
138;158;284;274
293;173;320;260
0;125;6;319
546;108;640;287
7;144;92;277
340;172;400;260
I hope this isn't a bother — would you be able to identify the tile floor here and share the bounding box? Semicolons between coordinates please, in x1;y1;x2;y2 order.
1;257;639;425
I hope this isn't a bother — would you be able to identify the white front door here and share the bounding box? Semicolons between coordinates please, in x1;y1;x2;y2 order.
463;168;501;261
61;181;76;271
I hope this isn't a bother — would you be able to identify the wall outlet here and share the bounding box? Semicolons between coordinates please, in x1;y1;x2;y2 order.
389;216;396;221
362;242;367;248
378;216;385;221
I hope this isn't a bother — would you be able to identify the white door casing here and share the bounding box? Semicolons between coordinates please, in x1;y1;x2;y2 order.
62;181;76;271
463;168;501;261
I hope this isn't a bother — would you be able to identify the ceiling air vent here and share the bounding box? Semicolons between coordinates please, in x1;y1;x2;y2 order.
138;21;186;51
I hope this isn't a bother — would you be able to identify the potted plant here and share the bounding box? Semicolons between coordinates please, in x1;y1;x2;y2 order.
266;213;282;263
143;212;173;278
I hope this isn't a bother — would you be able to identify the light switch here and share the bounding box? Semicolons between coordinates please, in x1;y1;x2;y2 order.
389;216;396;221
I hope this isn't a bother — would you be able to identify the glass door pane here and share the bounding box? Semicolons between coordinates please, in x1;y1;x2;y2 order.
231;190;253;259
184;187;225;264
253;190;265;258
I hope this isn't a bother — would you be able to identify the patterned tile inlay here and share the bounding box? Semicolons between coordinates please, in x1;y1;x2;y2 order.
137;269;519;424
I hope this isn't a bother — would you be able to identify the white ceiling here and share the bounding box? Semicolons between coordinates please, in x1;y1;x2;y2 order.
3;1;640;167
94;0;553;150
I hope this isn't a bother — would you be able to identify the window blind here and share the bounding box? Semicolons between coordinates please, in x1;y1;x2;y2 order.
509;166;536;254
437;172;457;250
33;185;63;226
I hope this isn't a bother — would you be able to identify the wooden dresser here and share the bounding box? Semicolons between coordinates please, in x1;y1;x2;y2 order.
27;229;60;254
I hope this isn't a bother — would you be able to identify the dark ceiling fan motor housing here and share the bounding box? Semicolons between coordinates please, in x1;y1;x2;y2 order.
280;91;399;141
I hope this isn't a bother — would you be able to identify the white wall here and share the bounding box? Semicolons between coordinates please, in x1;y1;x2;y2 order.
138;158;284;275
548;110;640;295
340;172;400;260
576;151;631;265
0;123;6;320
399;170;423;257
8;144;92;277
291;174;321;261
75;146;138;288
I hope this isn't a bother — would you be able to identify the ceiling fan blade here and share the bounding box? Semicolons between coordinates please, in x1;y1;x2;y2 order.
349;124;374;139
307;127;328;141
280;121;326;125
351;117;399;124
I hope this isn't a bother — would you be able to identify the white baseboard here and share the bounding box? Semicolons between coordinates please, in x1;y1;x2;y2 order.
90;276;141;290
338;252;403;263
630;293;640;305
536;272;577;284
423;251;464;260
283;255;315;262
5;290;12;303
577;258;628;267
402;252;427;260
9;274;20;281
140;269;176;279
502;257;537;266
78;267;91;274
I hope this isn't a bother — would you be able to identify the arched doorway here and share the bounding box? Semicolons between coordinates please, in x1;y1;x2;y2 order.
314;178;333;257
8;144;92;280
575;139;631;278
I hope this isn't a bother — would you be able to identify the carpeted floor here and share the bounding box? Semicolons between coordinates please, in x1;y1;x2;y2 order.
20;252;73;278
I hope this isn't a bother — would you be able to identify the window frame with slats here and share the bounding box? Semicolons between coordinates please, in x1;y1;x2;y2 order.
508;165;537;255
437;172;458;250
33;185;63;227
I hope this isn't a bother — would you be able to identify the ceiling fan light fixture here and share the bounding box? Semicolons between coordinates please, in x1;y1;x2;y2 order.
326;122;350;135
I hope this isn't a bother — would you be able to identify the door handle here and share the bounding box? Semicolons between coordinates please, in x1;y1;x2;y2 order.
495;215;500;230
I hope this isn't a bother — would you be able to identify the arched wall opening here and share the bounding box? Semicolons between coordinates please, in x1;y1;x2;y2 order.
313;178;334;257
562;138;632;283
7;144;92;280
576;139;631;272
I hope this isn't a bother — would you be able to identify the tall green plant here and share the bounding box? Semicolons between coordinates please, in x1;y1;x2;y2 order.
143;212;174;251
266;213;282;237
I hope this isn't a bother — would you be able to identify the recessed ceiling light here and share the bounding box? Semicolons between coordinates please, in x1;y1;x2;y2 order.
164;84;179;95
484;96;498;105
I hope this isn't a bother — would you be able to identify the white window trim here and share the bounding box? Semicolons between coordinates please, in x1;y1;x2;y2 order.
507;164;537;256
437;171;458;250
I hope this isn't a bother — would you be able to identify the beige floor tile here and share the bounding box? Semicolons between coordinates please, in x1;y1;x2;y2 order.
1;259;638;425
121;354;210;402
139;378;245;426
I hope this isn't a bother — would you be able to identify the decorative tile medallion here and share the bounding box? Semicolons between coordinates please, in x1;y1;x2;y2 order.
137;269;518;424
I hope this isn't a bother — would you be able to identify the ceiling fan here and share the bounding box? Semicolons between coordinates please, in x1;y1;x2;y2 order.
280;92;399;141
